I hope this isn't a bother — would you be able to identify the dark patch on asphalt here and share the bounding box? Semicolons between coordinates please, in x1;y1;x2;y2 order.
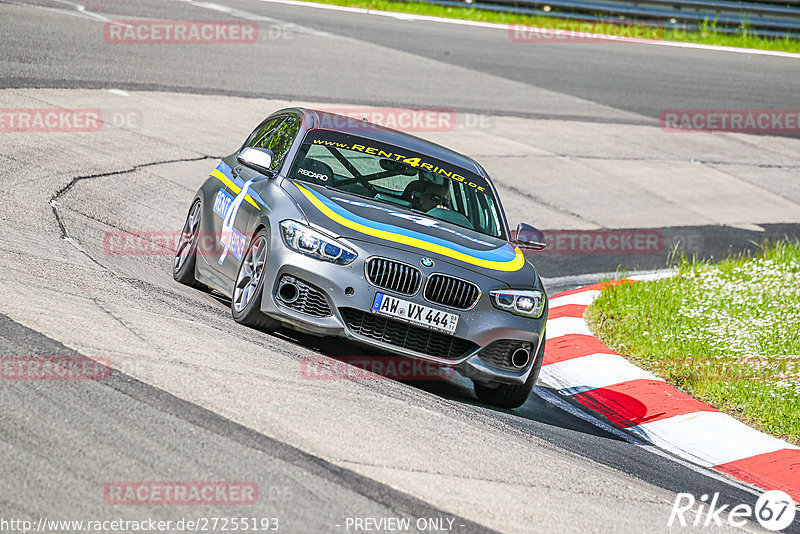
0;313;497;534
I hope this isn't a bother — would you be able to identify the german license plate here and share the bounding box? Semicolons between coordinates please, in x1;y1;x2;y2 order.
371;292;459;335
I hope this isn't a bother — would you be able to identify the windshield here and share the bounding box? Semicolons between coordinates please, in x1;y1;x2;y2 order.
287;130;505;239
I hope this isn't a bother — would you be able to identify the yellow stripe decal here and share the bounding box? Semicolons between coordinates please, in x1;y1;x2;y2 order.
295;183;525;272
211;169;261;211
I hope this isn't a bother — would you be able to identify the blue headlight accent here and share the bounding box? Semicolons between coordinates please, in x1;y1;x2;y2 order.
489;289;545;319
280;220;357;265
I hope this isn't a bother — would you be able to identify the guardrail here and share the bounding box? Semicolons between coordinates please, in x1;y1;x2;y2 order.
413;0;800;38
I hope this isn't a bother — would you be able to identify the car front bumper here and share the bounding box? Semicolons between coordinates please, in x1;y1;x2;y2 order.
259;235;547;385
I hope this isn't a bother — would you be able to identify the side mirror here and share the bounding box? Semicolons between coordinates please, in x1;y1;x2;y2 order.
237;147;275;177
513;223;547;251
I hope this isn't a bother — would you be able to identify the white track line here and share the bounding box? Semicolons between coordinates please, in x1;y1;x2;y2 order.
629;411;799;467
253;0;800;59
545;316;592;339
533;387;765;496
542;269;677;290
191;0;334;36
0;0;121;24
540;352;664;394
541;283;799;501
548;290;600;308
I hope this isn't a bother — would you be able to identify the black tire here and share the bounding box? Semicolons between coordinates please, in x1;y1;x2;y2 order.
473;338;545;409
173;200;204;288
231;229;279;330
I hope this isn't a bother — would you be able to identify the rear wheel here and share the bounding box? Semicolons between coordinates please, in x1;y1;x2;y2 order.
231;230;279;330
473;338;545;409
173;200;203;288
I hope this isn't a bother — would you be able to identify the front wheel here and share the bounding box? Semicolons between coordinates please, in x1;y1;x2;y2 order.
231;229;279;330
473;338;545;409
173;200;203;288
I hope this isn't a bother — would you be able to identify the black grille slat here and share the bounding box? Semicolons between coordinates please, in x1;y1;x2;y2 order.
390;262;399;291
432;275;443;302
368;260;377;282
340;308;477;360
366;258;422;295
378;259;386;287
424;274;480;310
382;260;390;288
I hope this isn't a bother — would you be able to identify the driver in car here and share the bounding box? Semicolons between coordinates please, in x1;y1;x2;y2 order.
412;178;451;213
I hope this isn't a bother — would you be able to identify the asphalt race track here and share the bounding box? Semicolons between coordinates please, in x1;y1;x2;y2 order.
1;0;799;532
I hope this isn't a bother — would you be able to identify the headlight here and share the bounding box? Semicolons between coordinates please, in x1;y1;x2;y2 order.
280;220;357;265
489;289;546;318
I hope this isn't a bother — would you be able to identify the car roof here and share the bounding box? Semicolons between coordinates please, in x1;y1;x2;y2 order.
279;107;488;179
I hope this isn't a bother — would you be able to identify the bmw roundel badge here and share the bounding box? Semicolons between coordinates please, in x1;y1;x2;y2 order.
420;257;435;268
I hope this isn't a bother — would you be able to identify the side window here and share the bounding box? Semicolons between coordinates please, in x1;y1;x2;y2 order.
262;117;300;171
243;117;283;149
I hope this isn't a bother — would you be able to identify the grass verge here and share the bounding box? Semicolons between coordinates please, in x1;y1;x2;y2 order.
587;240;800;445
296;0;800;53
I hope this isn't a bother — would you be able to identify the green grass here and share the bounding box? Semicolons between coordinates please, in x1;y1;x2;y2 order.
587;240;800;445
298;0;800;53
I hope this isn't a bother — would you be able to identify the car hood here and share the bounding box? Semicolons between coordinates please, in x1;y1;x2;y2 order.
281;179;538;286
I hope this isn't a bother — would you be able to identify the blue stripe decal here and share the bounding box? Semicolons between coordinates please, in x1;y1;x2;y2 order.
216;161;235;180
303;185;518;263
216;161;270;211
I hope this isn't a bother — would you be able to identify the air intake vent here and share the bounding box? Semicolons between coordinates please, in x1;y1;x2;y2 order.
478;340;533;371
340;308;477;360
424;274;480;310
365;258;422;295
275;275;332;317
